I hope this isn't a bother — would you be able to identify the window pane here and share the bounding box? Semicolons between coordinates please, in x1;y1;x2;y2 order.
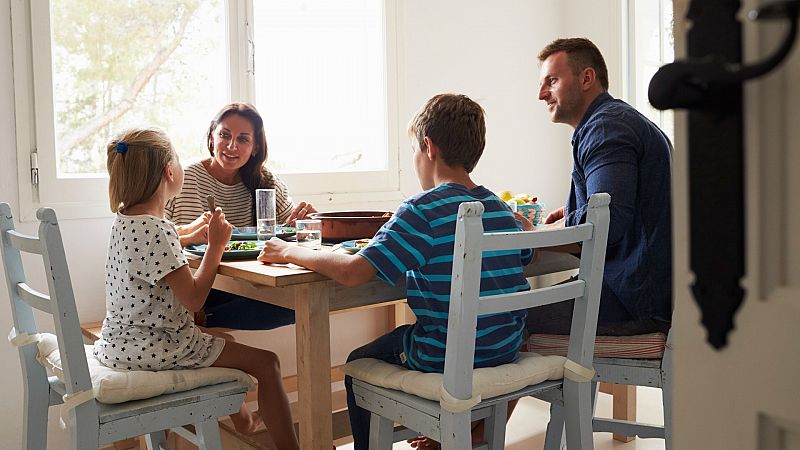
252;0;388;174
50;0;227;177
631;0;674;141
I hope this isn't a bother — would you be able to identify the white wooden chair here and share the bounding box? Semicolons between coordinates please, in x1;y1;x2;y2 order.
0;203;250;450
347;193;611;450
542;328;673;450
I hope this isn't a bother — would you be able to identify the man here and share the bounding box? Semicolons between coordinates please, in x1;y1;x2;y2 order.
527;37;672;335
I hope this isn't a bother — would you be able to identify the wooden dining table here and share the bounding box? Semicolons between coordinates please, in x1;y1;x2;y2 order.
187;248;579;449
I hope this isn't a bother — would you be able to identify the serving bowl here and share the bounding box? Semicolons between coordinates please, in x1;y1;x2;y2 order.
308;210;393;242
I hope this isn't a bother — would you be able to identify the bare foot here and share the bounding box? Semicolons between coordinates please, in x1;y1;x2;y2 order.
407;436;440;450
230;405;264;434
406;423;484;449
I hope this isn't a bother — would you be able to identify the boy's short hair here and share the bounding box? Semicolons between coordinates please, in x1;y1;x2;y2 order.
538;37;609;91
408;94;486;173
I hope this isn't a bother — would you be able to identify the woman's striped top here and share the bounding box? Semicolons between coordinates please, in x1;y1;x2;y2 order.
358;183;533;373
166;160;294;227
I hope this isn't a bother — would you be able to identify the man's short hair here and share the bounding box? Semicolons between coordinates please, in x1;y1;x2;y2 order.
408;94;486;173
539;37;609;91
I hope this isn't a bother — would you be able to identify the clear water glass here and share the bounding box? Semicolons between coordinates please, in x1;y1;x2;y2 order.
255;189;276;240
295;219;322;249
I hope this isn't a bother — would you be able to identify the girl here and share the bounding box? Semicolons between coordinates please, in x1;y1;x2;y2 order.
93;128;299;449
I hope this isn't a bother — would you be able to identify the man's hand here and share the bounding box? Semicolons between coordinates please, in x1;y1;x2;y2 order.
285;201;317;225
257;237;292;264
544;206;565;224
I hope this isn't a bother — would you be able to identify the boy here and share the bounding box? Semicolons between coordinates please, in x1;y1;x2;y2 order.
257;93;532;449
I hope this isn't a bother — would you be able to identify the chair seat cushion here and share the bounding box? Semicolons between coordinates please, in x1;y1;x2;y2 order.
35;333;255;404
526;332;667;359
343;352;566;405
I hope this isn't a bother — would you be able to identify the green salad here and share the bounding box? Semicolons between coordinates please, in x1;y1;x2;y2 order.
224;241;258;251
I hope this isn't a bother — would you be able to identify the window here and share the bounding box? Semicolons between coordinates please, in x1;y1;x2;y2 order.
624;0;674;141
11;0;398;220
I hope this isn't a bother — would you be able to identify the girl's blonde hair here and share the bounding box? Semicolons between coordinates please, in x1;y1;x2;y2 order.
106;128;175;213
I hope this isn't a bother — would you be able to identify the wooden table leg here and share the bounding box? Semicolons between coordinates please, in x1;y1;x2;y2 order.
389;300;414;327
295;282;333;449
611;383;636;442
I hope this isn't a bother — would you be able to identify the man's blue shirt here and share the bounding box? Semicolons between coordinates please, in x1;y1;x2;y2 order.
359;183;533;372
565;92;672;322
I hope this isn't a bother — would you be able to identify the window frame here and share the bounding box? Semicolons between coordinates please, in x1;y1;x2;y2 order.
621;0;674;140
11;0;401;221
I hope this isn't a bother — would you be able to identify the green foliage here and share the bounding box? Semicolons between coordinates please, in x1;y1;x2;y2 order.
52;0;221;174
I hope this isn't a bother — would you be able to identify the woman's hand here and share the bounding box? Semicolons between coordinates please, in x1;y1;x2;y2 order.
284;201;317;225
207;208;233;250
257;237;292;264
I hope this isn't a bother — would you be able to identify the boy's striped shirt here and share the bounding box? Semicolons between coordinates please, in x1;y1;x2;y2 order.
359;183;533;372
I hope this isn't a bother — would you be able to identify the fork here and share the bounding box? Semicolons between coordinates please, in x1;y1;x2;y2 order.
206;194;216;212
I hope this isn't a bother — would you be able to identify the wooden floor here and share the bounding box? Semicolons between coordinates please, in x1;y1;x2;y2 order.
333;386;666;450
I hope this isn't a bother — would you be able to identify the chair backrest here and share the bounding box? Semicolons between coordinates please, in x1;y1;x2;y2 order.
0;203;94;402
442;193;610;405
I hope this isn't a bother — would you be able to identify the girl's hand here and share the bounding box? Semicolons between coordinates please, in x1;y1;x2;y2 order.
185;212;211;233
257;237;292;264
183;224;209;246
544;206;566;224
285;201;317;225
207;208;233;249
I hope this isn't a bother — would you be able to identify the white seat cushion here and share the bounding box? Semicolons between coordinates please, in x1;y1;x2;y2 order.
343;352;566;405
35;333;255;404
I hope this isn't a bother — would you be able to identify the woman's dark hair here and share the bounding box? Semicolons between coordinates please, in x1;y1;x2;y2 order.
206;102;272;194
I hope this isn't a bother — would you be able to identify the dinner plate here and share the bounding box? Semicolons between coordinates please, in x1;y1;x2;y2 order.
231;226;296;241
339;239;371;254
185;240;265;260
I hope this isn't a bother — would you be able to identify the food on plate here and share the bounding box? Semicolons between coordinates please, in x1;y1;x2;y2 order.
354;239;371;249
510;193;538;205
500;191;540;205
224;241;258;251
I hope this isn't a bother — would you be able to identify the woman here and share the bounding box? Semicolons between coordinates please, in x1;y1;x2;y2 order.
167;102;316;329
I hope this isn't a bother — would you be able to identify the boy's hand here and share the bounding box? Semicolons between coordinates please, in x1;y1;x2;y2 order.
513;212;534;231
257;237;292;264
207;208;232;249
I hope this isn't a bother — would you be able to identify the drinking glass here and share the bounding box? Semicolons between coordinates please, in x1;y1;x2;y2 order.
295;219;322;249
255;189;276;240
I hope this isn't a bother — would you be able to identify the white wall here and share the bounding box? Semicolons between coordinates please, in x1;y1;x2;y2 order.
0;0;624;446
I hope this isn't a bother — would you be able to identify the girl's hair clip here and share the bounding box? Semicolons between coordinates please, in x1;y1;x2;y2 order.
115;141;129;155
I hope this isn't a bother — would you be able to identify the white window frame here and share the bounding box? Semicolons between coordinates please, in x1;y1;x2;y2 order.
11;0;402;221
621;0;674;139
